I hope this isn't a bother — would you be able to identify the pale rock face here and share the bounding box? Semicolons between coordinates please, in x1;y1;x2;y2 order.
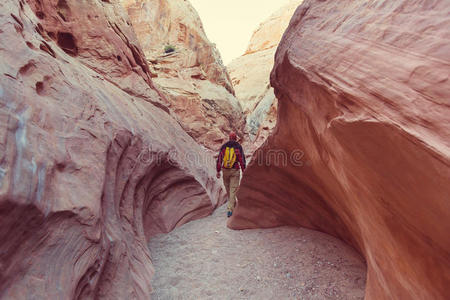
154;77;243;148
230;1;450;299
228;0;303;150
245;0;303;55
0;0;224;298
228;48;277;151
121;0;245;150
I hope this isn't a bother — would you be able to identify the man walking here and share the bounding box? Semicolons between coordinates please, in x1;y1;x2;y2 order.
216;132;246;217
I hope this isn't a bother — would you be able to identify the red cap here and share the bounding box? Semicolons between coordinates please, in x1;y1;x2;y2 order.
229;132;237;140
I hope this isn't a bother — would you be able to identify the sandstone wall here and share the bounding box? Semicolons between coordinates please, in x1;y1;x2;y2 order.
228;0;302;150
0;0;224;298
230;1;450;299
122;0;244;150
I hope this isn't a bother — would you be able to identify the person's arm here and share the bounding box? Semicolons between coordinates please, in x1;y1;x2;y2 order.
216;146;225;176
237;144;246;171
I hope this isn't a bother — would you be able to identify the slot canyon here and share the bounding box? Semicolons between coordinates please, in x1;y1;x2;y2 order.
0;0;448;299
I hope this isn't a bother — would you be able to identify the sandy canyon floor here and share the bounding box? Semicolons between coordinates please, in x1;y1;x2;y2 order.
148;205;366;300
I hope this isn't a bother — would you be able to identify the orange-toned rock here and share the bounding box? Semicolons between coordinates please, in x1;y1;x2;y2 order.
121;0;244;150
121;0;232;93
230;1;450;299
0;0;224;298
228;0;302;150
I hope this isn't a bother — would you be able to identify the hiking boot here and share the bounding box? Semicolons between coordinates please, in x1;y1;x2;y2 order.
227;211;232;218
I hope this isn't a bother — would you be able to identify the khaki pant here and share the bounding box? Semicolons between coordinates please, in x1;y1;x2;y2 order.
222;168;241;212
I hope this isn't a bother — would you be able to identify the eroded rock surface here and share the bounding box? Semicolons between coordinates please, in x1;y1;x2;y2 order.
230;1;450;299
121;0;244;150
0;0;224;298
228;0;302;149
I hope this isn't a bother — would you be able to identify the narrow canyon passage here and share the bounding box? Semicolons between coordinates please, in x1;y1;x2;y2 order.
148;205;367;300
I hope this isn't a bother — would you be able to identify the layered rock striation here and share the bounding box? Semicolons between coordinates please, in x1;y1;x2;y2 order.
230;0;450;299
121;0;244;150
0;0;224;298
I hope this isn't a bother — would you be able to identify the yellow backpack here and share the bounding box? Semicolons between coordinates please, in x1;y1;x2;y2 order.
223;146;237;168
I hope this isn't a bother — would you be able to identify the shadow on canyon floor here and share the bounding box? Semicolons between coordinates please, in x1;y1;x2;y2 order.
148;205;367;300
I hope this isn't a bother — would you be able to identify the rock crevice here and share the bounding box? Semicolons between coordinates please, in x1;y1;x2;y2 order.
228;0;303;151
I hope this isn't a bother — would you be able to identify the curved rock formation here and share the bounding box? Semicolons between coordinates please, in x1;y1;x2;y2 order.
230;1;450;299
121;0;244;149
228;0;302;149
0;0;224;298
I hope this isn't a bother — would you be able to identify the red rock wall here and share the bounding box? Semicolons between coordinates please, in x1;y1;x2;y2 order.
229;1;450;299
0;0;224;298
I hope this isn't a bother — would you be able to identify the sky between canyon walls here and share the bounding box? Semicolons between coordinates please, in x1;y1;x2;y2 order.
190;0;293;65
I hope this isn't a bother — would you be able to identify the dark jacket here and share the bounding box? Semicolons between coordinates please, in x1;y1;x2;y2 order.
216;140;246;172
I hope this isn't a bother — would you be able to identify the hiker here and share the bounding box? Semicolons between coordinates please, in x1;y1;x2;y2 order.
216;132;246;217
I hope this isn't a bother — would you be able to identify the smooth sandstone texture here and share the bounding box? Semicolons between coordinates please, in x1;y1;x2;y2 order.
230;1;450;299
121;0;244;150
244;0;303;56
0;0;224;298
228;0;302;150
